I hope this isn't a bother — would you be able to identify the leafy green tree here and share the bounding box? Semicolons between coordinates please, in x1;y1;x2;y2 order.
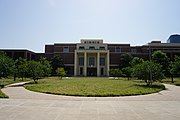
27;60;44;83
171;56;180;80
39;57;52;77
130;57;144;67
152;50;170;76
56;67;66;79
119;53;133;69
15;58;28;80
0;51;14;79
132;61;164;86
51;55;64;75
109;69;122;77
122;67;132;80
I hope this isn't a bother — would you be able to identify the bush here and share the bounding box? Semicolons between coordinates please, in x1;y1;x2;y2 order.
56;67;67;79
109;69;122;77
122;67;132;80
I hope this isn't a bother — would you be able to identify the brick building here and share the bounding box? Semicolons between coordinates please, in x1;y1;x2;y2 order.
44;39;180;76
1;39;180;76
0;49;36;60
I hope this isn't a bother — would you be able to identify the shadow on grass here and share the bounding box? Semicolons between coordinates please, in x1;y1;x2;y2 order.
29;91;151;97
135;83;166;90
163;81;180;86
0;84;5;88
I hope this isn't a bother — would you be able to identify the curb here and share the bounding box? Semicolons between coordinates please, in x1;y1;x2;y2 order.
5;81;32;87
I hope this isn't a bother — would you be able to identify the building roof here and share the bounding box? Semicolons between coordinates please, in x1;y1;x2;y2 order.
0;49;35;53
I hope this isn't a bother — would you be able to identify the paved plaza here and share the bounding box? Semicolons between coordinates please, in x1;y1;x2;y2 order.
0;83;180;120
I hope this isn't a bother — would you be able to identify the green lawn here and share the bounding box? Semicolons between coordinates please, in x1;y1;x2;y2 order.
25;77;165;97
162;78;180;86
0;78;31;98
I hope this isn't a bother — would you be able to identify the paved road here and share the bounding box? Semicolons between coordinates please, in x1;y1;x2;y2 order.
0;84;180;120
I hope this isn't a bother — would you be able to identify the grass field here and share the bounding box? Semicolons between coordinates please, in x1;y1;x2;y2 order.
0;78;31;98
25;77;165;97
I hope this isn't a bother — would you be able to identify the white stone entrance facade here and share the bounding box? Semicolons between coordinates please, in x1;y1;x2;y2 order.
74;39;109;76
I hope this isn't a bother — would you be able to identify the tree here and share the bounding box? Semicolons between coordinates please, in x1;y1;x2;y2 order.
171;56;180;80
15;58;28;80
122;67;132;80
56;67;66;79
109;69;122;77
27;61;44;83
169;61;174;83
0;51;14;79
51;55;64;75
152;50;170;76
132;61;164;86
130;57;144;67
119;53;133;69
39;57;52;77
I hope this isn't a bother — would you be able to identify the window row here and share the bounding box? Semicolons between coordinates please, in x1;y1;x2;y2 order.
83;41;100;44
79;46;106;50
79;57;105;66
115;47;137;53
63;47;137;53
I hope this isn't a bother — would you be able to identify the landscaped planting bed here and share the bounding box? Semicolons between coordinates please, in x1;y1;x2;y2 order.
25;77;165;97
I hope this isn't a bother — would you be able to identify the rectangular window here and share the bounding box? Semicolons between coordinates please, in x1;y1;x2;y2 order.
131;49;137;54
99;46;105;50
79;46;85;50
115;47;121;53
89;46;95;50
79;57;84;66
63;47;69;53
100;57;105;65
89;57;95;66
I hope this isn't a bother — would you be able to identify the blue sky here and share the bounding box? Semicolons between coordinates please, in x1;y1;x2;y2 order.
0;0;180;52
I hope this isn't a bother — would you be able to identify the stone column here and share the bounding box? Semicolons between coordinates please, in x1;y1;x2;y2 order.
74;50;77;76
106;51;110;76
97;52;100;77
84;52;87;76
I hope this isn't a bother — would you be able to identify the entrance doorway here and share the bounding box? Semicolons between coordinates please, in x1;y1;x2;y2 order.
101;68;104;76
87;68;97;76
80;67;83;75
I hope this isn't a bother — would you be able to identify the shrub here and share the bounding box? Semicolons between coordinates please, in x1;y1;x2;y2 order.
109;69;122;77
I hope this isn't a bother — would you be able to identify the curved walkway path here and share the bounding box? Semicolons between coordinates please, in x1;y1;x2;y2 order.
0;83;180;120
2;83;180;101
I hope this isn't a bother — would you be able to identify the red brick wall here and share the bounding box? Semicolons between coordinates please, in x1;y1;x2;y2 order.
60;53;74;64
45;45;54;53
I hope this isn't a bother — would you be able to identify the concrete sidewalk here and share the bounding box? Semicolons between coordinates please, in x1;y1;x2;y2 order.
5;81;31;87
2;83;180;101
1;84;180;120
